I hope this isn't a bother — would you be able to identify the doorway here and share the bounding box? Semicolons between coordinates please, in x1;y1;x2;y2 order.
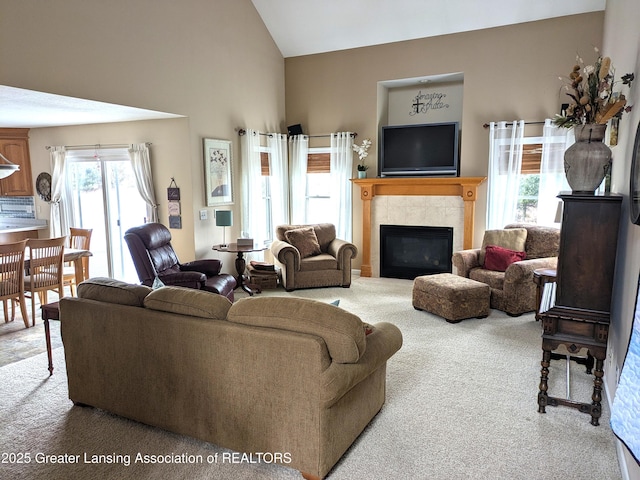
65;149;148;282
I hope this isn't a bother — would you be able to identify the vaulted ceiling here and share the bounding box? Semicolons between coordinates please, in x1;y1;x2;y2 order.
0;0;605;129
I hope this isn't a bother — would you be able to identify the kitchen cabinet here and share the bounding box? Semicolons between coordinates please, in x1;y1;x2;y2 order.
0;128;34;196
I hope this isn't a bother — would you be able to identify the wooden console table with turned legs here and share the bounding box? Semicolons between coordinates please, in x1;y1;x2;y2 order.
537;308;609;425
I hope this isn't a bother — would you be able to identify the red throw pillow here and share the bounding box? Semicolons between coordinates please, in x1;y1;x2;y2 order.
484;244;526;272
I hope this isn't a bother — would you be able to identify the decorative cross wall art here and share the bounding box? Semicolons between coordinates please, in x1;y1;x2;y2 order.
410;90;450;116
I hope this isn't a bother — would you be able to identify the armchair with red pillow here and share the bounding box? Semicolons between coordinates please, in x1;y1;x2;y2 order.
452;223;559;316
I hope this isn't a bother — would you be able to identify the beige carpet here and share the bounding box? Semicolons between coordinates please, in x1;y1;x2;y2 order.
0;276;622;479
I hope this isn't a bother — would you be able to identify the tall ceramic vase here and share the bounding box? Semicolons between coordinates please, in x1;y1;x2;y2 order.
563;124;612;194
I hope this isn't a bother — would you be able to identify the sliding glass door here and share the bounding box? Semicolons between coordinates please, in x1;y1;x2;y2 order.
66;149;147;282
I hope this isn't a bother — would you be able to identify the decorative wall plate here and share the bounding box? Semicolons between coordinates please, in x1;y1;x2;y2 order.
36;172;52;202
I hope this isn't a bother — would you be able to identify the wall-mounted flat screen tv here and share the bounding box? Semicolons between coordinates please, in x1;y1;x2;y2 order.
379;122;460;177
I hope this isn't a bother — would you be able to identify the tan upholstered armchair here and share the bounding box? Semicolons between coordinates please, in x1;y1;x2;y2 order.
452;223;560;316
270;223;358;291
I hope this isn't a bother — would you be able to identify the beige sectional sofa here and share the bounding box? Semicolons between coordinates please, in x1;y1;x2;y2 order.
60;278;402;480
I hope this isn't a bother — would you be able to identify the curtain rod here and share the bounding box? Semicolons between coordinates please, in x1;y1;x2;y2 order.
45;142;152;150
237;128;357;138
237;129;273;137
482;121;546;129
306;133;358;138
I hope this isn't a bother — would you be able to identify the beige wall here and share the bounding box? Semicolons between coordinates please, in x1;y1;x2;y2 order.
603;1;640;477
285;12;604;268
0;0;285;270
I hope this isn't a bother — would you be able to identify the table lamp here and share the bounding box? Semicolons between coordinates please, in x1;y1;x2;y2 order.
215;210;233;247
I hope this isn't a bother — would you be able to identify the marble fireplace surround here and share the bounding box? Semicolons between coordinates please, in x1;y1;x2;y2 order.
352;177;486;277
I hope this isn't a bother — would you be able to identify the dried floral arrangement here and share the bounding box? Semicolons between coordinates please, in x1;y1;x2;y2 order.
553;48;634;128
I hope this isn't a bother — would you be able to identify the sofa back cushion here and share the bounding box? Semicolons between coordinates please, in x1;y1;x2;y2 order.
77;277;152;306
144;286;231;320
227;296;366;363
505;223;560;259
479;228;527;266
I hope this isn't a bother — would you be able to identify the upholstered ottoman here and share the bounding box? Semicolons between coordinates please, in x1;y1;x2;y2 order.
412;273;490;323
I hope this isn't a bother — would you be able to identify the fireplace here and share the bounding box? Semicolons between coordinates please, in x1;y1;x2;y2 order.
380;225;453;280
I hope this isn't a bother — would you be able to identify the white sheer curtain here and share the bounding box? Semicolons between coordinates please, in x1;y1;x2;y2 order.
289;134;309;225
330;132;354;241
538;119;572;225
49;146;72;237
267;133;289;228
240;129;267;245
128;143;158;223
487;121;525;229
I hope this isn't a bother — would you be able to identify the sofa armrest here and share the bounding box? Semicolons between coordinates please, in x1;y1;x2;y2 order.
180;259;222;276
158;271;207;289
327;238;358;268
452;249;481;277
320;322;403;408
504;256;558;285
228;296;367;363
270;239;301;271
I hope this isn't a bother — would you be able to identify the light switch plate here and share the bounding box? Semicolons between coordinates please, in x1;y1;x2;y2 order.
199;209;208;220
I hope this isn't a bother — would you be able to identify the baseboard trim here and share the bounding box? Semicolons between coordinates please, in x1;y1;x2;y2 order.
604;378;630;480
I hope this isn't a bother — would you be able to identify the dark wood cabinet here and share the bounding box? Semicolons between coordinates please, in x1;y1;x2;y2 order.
537;193;622;425
555;193;622;313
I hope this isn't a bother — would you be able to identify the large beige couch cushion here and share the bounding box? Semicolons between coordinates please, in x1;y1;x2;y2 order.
227;296;366;363
77;277;151;306
144;286;232;320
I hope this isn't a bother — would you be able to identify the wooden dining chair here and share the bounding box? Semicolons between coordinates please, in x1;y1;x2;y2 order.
0;239;29;328
62;227;92;296
24;237;65;327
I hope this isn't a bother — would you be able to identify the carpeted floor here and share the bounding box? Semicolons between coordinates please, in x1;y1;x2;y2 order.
0;276;622;479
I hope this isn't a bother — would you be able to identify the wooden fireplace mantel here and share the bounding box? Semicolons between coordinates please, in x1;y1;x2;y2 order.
351;176;486;277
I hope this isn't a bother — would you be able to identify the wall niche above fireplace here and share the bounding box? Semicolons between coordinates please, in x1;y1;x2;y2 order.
380;225;453;280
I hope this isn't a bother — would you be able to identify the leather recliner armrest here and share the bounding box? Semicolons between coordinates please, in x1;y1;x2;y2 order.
180;259;222;277
158;271;207;289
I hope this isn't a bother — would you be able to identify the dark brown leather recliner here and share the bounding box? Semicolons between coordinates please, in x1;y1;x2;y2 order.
124;223;236;302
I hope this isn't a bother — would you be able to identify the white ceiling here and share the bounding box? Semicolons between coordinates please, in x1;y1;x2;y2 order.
251;0;606;58
0;86;183;129
1;0;605;129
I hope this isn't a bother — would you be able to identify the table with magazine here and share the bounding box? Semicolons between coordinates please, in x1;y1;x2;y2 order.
212;242;267;296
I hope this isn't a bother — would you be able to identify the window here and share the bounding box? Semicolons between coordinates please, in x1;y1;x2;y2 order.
305;148;332;224
488;121;570;229
259;149;273;242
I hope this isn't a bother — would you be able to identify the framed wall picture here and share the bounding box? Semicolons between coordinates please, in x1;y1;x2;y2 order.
168;201;181;216
204;138;233;206
169;215;182;229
